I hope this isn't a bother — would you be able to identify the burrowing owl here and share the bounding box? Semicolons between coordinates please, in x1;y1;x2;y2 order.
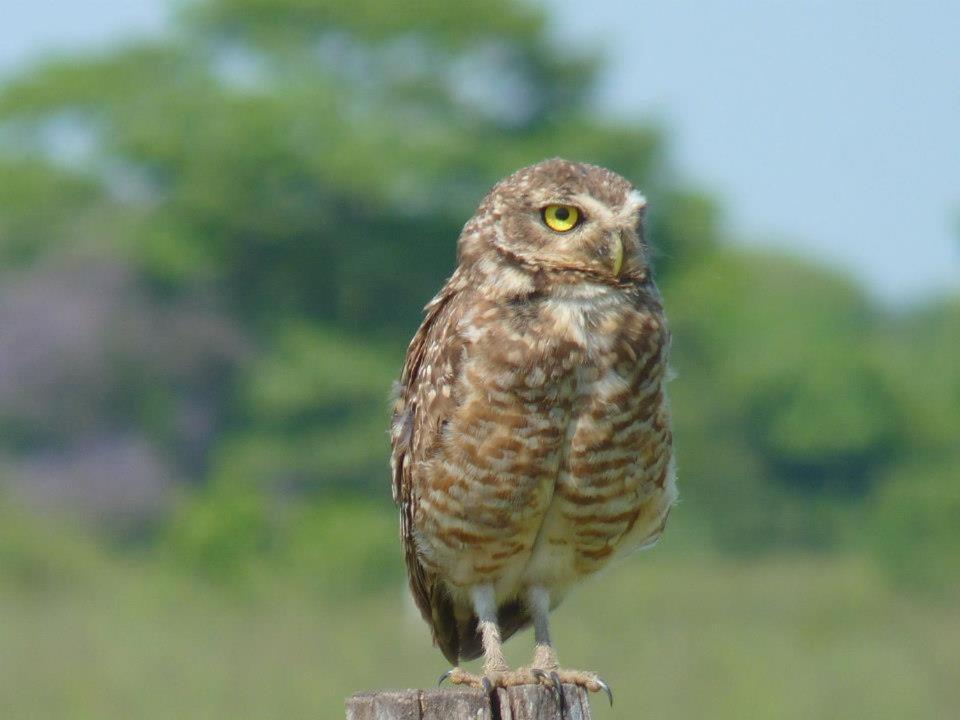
390;158;676;700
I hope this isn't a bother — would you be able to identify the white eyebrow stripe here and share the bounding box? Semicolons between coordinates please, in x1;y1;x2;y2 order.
570;193;616;223
567;190;647;226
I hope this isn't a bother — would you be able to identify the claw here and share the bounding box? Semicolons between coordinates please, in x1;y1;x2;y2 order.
595;676;613;707
550;671;566;713
438;669;454;687
481;676;494;694
532;669;560;706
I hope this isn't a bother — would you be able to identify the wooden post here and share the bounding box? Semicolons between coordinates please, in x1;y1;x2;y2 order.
346;684;592;719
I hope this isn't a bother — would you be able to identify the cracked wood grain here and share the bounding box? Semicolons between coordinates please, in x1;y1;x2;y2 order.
346;684;592;720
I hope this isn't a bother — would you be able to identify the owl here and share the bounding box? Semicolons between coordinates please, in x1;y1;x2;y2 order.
390;158;676;703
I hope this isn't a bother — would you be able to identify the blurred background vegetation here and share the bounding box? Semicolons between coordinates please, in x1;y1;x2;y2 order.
0;0;957;717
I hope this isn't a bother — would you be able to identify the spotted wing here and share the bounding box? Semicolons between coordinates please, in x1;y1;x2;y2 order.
390;279;465;664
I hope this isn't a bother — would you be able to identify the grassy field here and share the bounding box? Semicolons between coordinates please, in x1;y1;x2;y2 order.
1;532;956;720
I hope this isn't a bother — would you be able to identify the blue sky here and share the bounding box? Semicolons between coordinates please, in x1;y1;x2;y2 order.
3;0;958;303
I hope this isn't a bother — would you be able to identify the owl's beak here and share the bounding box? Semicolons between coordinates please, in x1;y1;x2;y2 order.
610;231;624;277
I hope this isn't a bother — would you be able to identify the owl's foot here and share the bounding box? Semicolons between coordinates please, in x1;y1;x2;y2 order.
439;667;493;692
438;667;611;706
438;666;557;692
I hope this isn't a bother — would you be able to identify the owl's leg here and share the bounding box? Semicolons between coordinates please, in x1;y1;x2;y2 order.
528;586;559;670
473;584;510;676
440;585;543;692
526;585;614;706
443;584;511;690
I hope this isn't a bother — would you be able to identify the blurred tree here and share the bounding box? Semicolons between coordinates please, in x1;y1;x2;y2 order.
860;298;960;592
666;250;903;549
865;460;960;596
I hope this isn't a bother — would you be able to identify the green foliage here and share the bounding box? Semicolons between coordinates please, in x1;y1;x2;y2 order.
865;462;960;596
189;0;542;41
0;496;107;592
0;160;102;266
860;298;960;594
664;249;901;551
166;481;402;595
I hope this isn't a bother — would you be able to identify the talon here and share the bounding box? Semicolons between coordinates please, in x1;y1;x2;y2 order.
438;669;454;686
481;676;494;694
531;669;563;717
550;671;566;712
530;668;563;708
595;676;613;706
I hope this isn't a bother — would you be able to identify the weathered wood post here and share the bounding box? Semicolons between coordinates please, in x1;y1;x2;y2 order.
346;684;592;719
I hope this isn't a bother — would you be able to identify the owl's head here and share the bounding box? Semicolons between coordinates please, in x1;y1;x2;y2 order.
459;158;649;286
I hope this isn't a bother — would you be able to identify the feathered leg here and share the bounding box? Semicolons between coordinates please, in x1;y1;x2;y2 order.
527;585;614;706
442;585;510;690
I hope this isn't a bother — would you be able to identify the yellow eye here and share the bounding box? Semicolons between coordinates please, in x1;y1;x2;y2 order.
542;204;580;232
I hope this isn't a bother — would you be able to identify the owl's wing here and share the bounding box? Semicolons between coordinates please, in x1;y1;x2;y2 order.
390;278;466;664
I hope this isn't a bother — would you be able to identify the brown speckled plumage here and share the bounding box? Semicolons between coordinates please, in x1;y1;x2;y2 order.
390;159;677;672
